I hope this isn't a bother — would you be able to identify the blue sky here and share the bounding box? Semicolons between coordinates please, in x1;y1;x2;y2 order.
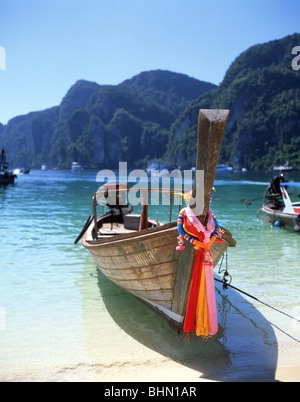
0;0;299;124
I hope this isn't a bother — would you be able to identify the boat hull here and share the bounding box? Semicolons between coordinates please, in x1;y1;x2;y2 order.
261;205;300;231
0;173;16;185
82;221;236;333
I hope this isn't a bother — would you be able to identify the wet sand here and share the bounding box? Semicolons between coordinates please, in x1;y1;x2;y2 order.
1;331;299;382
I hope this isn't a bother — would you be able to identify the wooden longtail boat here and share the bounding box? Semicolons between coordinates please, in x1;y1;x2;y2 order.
79;109;236;333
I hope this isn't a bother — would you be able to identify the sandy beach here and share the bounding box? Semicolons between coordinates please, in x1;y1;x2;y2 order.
2;351;300;382
2;327;300;382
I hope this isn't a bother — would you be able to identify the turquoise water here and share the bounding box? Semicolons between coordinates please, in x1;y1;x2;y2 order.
0;169;300;381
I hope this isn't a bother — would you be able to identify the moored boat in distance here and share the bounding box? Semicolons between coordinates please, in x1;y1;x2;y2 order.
273;161;293;172
0;146;17;185
71;161;83;171
257;174;300;232
77;110;236;333
13;167;30;175
216;164;232;173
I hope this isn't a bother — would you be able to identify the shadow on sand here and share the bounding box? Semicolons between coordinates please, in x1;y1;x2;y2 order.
81;261;279;382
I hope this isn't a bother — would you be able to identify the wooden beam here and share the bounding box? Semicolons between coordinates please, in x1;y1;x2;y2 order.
139;189;149;230
192;109;229;223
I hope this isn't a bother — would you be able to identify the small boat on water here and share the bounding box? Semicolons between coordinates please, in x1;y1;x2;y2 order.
77;109;236;333
13;167;30;175
71;161;83;171
273;161;293;172
0;147;17;185
257;174;300;232
216;164;233;173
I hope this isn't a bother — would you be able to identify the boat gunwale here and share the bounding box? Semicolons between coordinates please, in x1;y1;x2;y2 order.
82;217;236;249
82;219;178;247
262;204;299;219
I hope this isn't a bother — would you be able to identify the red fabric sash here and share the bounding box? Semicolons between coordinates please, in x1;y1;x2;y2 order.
183;214;205;241
179;208;219;339
183;249;204;335
183;247;218;339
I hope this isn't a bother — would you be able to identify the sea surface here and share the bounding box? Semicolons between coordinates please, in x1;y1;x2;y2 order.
0;168;300;382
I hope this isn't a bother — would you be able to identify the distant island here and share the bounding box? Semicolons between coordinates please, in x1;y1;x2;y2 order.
1;33;300;171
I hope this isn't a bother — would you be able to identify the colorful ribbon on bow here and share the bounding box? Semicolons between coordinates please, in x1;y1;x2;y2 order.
177;206;223;339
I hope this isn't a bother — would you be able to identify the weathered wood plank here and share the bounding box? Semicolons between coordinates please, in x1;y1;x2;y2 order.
97;261;177;280
110;275;175;293
192;109;230;224
91;243;177;270
172;241;196;316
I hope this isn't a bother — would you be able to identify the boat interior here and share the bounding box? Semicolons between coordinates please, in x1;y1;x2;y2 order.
80;179;236;246
90;210;161;240
265;191;285;211
85;183;180;242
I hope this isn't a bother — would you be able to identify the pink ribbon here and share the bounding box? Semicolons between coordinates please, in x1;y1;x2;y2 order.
204;254;218;336
185;205;215;243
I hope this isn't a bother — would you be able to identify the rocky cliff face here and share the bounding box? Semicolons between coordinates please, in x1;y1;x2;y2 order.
169;33;300;171
0;70;215;169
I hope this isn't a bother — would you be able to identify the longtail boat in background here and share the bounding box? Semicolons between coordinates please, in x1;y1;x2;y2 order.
0;147;17;185
273;161;293;172
257;174;300;232
77;109;236;333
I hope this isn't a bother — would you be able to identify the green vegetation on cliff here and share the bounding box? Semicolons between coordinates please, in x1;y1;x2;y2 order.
169;33;300;171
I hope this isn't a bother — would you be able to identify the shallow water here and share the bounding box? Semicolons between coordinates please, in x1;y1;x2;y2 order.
0;169;300;382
